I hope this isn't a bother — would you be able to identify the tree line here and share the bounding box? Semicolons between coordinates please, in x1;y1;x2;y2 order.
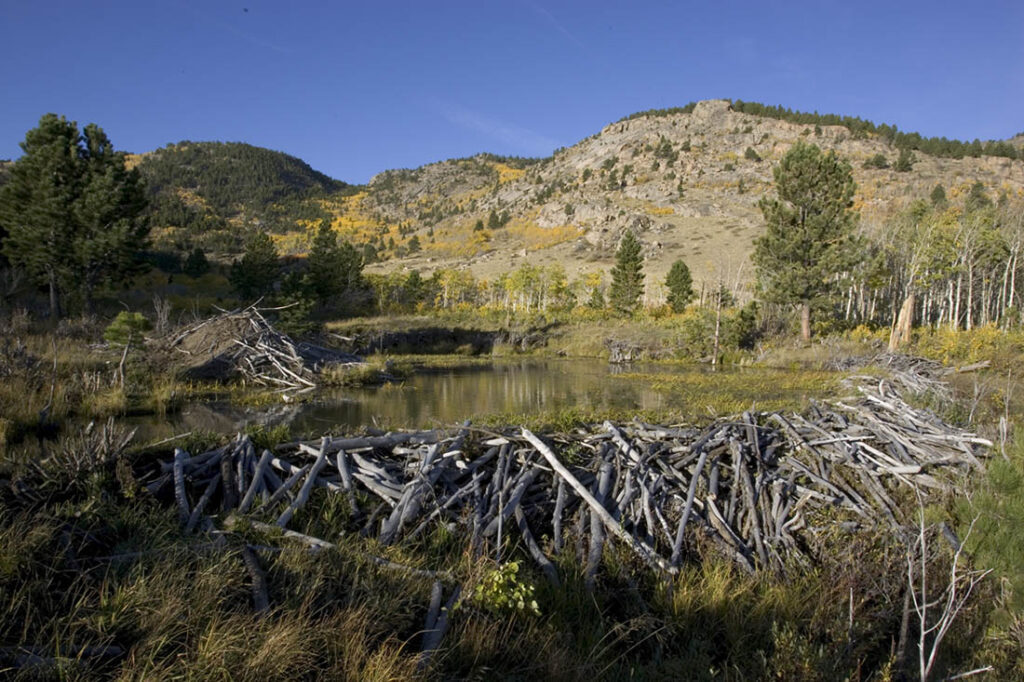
731;100;1020;160
3;113;1022;347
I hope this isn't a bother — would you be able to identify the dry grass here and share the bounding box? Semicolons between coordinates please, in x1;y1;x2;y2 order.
0;394;1010;681
2;308;1020;679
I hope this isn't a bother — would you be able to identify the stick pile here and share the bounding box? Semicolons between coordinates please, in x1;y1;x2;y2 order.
146;372;991;581
166;305;361;391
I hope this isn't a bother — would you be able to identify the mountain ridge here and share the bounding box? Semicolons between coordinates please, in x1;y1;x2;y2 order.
128;100;1024;293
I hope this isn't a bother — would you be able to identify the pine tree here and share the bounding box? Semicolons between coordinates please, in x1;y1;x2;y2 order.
893;147;916;172
183;247;210;277
0;115;80;318
0;114;149;317
404;270;425;307
965;182;992;213
230;231;279;300
664;259;694;312
336;241;364;294
609;230;645;314
753;141;859;341
301;219;365;307
72;124;149;311
304;220;342;303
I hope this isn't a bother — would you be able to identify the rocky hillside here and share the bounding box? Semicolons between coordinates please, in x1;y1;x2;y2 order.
337;100;1022;293
130;101;1024;295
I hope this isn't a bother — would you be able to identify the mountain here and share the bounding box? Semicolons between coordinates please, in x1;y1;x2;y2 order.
134;102;1024;290
343;99;1024;288
134;141;351;252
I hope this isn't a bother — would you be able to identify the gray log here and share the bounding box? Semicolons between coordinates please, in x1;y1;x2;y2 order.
276;437;330;528
184;473;221;534
523;429;675;575
241;545;270;614
173;448;190;525
515;506;560;587
238;449;273;513
671;447;709;566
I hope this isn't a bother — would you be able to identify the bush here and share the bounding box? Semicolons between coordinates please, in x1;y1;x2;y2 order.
863;153;889;169
724;301;760;350
744;147;761;162
103;311;151;346
894;148;916;172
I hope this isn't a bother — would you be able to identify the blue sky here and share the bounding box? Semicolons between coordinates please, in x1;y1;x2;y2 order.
2;1;1022;183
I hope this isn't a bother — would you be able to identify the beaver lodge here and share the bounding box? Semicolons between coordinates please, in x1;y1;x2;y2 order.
164;305;361;391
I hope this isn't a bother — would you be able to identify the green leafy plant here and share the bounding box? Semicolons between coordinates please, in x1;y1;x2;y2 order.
472;561;540;617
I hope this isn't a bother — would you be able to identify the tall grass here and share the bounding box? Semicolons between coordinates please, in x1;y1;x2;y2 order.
0;412;1009;680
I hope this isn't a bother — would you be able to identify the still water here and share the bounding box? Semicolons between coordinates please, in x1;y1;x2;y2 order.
134;358;694;439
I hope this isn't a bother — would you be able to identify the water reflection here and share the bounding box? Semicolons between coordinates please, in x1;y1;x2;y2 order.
133;359;699;439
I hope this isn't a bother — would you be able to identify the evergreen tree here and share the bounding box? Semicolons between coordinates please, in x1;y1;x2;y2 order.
930;184;947;208
302;219;365;307
361;242;377;264
304;220;342;303
965;181;992;213
229;231;279;300
0;114;149;316
73;124;149;311
404;270;425;307
183;247;210;277
608;230;645;314
664;259;694;312
753;141;859;341
336;240;364;294
893;147;916;172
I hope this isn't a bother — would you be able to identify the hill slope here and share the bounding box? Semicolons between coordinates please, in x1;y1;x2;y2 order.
136;141;351;252
343;99;1024;292
133;102;1024;295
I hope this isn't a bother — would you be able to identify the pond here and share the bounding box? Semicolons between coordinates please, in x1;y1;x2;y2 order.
129;357;833;443
131;358;707;441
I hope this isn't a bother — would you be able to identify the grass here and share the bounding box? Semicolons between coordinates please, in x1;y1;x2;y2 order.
617;366;841;418
320;357;415;387
0;327;229;455
3;427;994;680
3;309;1024;678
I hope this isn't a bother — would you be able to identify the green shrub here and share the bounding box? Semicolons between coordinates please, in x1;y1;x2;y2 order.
894;147;916;172
103;311;151;346
863;153;889;169
471;561;540;617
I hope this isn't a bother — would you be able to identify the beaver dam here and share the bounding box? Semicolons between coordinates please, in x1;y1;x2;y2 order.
140;360;990;659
